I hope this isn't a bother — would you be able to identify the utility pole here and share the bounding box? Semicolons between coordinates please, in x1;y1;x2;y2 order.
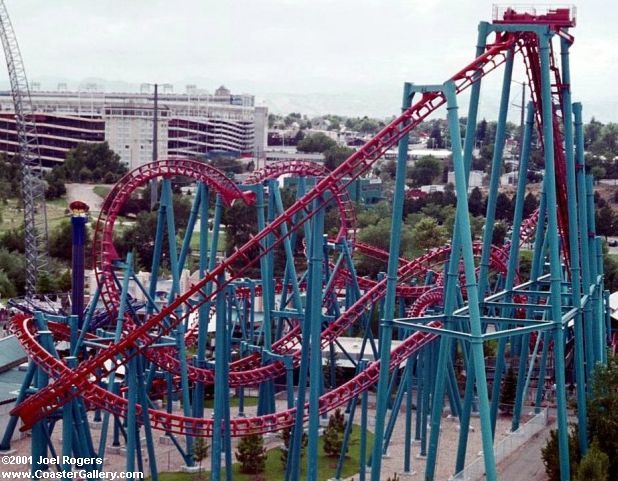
511;80;527;159
150;83;159;210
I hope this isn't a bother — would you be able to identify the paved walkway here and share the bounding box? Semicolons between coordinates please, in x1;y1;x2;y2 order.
496;424;553;481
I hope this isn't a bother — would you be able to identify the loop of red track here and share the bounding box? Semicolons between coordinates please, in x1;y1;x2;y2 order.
11;31;522;430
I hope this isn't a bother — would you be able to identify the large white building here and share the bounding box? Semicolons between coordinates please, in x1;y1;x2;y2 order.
0;85;268;169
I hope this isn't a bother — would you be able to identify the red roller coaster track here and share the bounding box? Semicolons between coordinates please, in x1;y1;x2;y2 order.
12;28;560;434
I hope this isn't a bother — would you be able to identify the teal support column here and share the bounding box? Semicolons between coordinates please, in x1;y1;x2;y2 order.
453;21;490;472
98;255;133;460
126;349;138;473
419;346;431;456
272;182;303;310
0;361;36;450
306;200;325;481
257;183;275;416
595;236;607;363
444;80;497;481
193;183;210;420
177;181;202;270
511;102;536;432
136;355;158;481
359;365;369;481
211;275;228;481
481;46;515;436
62;356;77;473
586;175;599;371
370;81;412;481
176;322;193;465
146;186;166;316
403;356;415;474
539;28;570;481
535;330;551;413
574;104;594;382
560;36;588;454
478;47;514;299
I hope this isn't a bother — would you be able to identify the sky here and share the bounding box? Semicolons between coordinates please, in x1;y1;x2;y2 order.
4;0;618;121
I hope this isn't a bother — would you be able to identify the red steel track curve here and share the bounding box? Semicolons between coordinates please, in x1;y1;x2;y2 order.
11;312;439;436
93;158;255;315
12;30;521;428
245;160;357;244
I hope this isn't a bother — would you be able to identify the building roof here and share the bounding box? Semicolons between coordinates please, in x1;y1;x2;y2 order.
0;366;26;405
0;335;27;374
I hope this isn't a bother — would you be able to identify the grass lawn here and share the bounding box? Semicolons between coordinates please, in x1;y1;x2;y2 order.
94;185;112;199
190;231;226;252
0;197;68;234
148;424;373;481
203;396;258;409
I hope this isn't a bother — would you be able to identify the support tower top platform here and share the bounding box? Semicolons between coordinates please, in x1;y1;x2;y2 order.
492;4;576;27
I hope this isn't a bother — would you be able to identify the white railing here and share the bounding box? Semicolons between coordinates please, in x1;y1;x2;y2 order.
450;407;548;481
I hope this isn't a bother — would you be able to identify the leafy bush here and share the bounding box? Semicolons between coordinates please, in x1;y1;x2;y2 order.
587;355;618;479
575;441;609;481
323;409;346;458
541;426;581;481
235;433;266;474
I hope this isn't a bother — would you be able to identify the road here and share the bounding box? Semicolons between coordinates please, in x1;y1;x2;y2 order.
65;183;105;213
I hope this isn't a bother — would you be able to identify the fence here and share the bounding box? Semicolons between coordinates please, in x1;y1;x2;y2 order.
449;407;548;481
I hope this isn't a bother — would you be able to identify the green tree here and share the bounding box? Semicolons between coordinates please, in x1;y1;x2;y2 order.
476;119;488;144
492;221;508;246
591;165;606;180
60;142;127;183
587;355;618;479
499;364;517;414
590;123;618;159
523;192;538;218
468;187;485;216
479;144;495;167
324;145;354;171
357;117;384;134
383;159;397;180
574;442;609;481
236;433;267;474
412;217;447;251
49;220;92;262
495;193;514;221
355;217;414;277
595;205;617;239
44;170;67;200
408;156;442;186
0;270;16;299
297;133;337;153
541;426;581;481
323;409;346;458
36;271;56;294
57;269;72;292
0;248;26;294
584;117;604;149
209;156;243;175
193;438;209;480
429;123;444;148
